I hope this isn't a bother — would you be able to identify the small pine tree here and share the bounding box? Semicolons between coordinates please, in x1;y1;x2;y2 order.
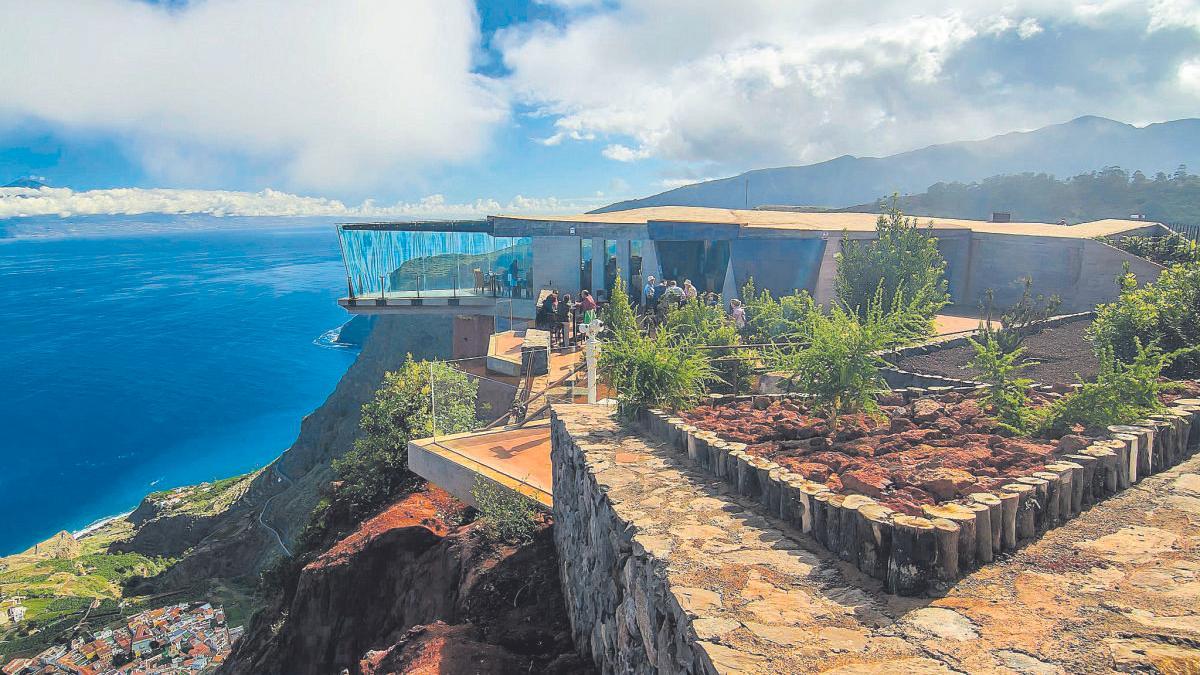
834;197;949;336
601;272;638;338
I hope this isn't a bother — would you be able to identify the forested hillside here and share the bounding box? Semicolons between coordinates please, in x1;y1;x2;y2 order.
864;166;1200;224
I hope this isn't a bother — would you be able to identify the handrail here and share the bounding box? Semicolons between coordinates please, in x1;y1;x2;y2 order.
482;361;586;430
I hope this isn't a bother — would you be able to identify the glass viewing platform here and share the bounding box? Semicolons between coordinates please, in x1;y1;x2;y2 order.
337;222;534;302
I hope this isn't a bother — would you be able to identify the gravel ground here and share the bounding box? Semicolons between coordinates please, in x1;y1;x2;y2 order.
894;317;1098;386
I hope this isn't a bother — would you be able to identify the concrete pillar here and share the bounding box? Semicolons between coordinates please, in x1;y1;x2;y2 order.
812;234;841;306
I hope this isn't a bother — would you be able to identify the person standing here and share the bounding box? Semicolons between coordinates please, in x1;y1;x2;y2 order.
577;290;598;325
642;275;657;313
683;279;698;303
730;298;746;329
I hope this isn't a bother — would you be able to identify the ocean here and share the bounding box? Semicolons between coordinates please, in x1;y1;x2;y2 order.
0;217;359;555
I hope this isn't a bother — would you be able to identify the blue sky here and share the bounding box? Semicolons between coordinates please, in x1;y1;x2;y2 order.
1;0;1198;218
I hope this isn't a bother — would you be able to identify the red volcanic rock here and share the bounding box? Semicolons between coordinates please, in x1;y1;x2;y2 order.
889;416;917;433
933;416;962;435
1057;434;1091;454
793;462;832;483
825;473;844;492
360;622;529;675
841;468;892;498
948;399;983;422
911;398;944;422
899;428;940;445
917;467;977;500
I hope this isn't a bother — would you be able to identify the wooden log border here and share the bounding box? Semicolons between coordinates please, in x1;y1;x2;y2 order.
636;385;1200;597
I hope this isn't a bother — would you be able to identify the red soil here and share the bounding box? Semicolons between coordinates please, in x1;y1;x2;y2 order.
682;394;1065;515
310;486;461;570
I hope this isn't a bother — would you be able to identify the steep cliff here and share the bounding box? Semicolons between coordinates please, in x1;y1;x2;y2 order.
118;314;455;586
219;488;589;675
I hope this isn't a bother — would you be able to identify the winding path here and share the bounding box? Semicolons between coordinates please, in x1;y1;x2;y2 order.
258;464;293;557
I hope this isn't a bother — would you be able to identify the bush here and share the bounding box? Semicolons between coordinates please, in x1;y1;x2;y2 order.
662;297;756;393
471;479;539;545
1103;231;1199;265
599;329;715;419
768;291;906;430
600;272;638;338
981;277;1061;353
739;278;815;346
834;198;949;336
1089;262;1200;378
1038;341;1177;434
332;356;479;524
967;333;1038;434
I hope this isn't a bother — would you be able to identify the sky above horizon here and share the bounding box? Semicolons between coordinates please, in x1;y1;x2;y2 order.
1;0;1199;219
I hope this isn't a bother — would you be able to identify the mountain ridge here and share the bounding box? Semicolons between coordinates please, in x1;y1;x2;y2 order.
596;116;1200;213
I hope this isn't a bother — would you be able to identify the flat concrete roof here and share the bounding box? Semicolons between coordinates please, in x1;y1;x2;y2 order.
492;206;1160;240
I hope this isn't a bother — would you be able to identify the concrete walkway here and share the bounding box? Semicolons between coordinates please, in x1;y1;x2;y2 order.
556;407;1200;673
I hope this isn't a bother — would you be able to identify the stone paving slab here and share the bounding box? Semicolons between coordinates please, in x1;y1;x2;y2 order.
553;405;1200;674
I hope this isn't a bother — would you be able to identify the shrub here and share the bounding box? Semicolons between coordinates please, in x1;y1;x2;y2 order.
967;333;1038;434
662;298;756;393
739;278;815;346
601;272;638;338
1038;341;1178;434
1089;262;1200;378
769;291;906;430
980;277;1062;353
471;478;539;545
332;357;479;524
1103;231;1199;266
599;329;715;419
834;198;949;336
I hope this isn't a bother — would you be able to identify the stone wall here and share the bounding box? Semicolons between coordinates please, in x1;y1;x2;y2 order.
551;407;703;674
642;392;1200;596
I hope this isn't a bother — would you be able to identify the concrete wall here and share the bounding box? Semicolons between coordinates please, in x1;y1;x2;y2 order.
960;234;1163;311
451;314;494;360
531;235;582;296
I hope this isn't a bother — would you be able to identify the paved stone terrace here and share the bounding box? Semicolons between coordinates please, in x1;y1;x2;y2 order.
553;405;1200;674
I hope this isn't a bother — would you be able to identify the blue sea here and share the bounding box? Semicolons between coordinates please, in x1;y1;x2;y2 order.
0;216;359;555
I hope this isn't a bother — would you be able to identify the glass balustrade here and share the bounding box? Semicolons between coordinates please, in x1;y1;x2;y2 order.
337;225;534;300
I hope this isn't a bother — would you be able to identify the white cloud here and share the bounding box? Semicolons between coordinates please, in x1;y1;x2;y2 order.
0;186;602;220
498;0;1200;172
0;0;505;193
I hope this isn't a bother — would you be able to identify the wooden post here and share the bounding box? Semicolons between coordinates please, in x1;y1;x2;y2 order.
997;490;1019;550
923;504;977;570
1083;445;1118;496
825;494;846;558
971;493;1003;554
1016;476;1050;532
967;501;993;563
1108;425;1146;484
929;518;960;581
1032;472;1061;525
1041;463;1075;520
856;503;894;581
798;482;828;535
888;516;937;596
812;492;831;547
1108;433;1137;489
1006;481;1037;540
840;495;874;564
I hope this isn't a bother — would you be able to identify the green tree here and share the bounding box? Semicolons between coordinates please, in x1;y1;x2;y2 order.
661;297;756;394
1038;342;1180;434
834;198;949;337
332;356;479;522
601;272;638;338
1089;262;1200;378
967;332;1038;434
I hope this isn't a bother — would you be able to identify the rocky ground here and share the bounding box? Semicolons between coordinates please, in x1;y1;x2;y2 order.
683;394;1069;515
560;407;1200;673
219;486;592;675
891;317;1098;386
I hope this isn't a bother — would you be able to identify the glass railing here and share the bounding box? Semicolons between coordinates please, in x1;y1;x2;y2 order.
337;225;534;300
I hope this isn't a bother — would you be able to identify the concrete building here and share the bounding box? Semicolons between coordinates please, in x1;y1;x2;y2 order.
337;206;1167;318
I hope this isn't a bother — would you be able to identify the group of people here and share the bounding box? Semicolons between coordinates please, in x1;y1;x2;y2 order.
536;289;599;347
640;275;746;328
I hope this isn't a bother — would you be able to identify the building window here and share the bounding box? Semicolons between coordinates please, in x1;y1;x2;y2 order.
580;238;592;292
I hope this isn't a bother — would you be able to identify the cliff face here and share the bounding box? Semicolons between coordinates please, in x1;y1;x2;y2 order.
219;488;589;675
118;314;455;586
